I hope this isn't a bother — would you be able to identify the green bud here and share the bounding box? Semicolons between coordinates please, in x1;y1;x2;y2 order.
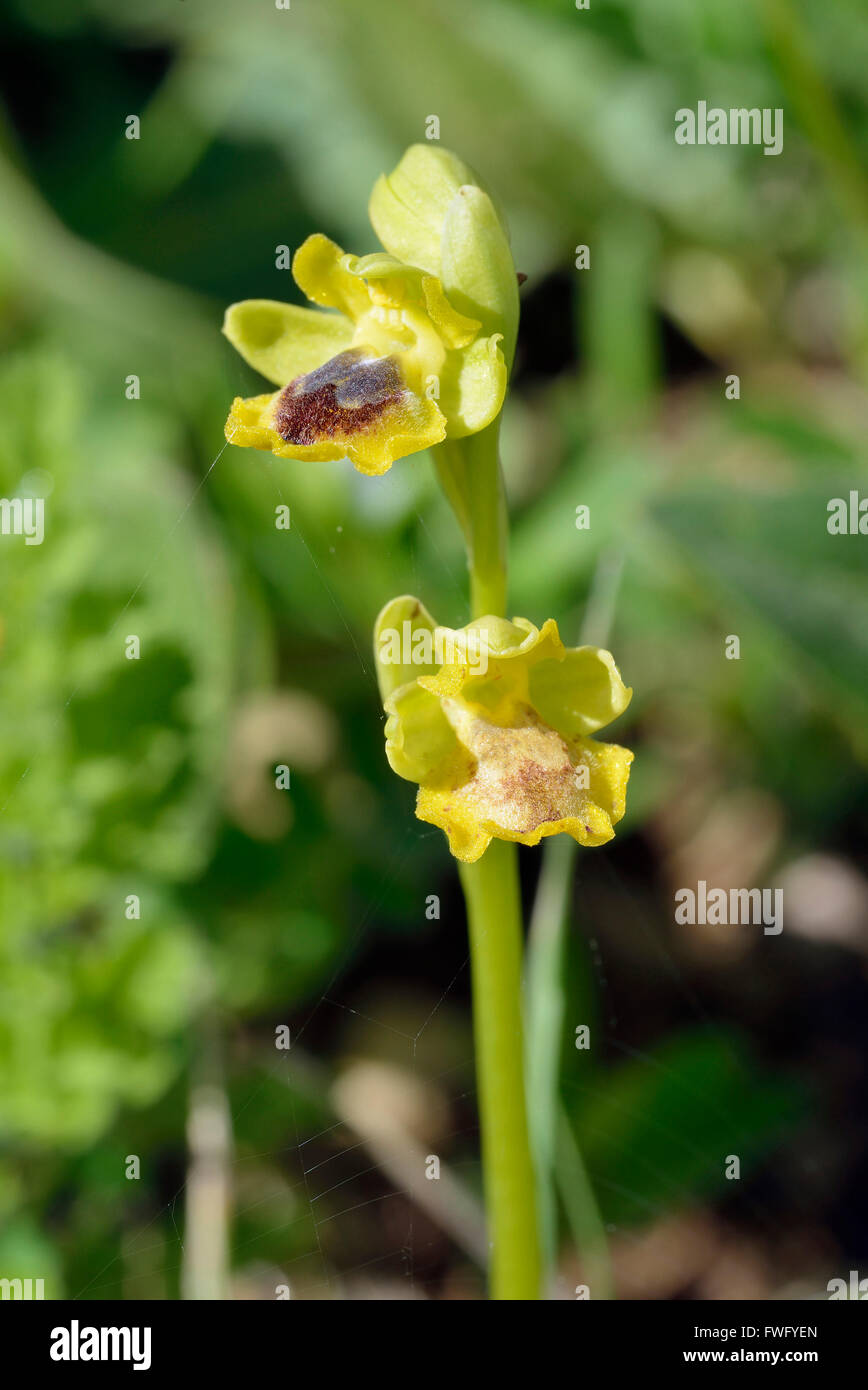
370;145;520;371
369;144;476;278
440;185;519;369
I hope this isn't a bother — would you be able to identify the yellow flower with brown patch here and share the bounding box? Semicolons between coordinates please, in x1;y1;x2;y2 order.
374;596;634;863
223;237;509;477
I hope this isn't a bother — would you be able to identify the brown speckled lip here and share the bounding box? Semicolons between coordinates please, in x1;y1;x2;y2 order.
274;348;404;445
500;756;582;834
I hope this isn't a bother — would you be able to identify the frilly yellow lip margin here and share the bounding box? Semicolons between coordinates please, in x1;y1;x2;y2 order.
374;596;634;863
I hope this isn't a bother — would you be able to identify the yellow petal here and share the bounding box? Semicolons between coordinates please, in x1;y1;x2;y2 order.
417;616;561;701
292;234;370;319
222;299;354;388
529;646;633;736
383;682;458;784
374;595;440;700
438;333;508;438
421;278;480;349
342;251;427;308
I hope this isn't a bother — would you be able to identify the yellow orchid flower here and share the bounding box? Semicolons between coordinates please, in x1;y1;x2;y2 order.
223;146;517;477
223;243;509;477
374;596;633;863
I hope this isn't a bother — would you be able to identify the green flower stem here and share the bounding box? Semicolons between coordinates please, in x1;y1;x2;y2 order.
435;422;541;1299
459;841;542;1300
432;421;508;620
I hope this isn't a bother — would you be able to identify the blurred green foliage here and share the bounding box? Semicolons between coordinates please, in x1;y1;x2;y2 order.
0;0;866;1298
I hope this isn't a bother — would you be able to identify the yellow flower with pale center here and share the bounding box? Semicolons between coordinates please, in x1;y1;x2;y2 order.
374;597;634;863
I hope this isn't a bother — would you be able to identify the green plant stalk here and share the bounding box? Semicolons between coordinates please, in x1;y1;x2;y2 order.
434;420;541;1299
459;842;541;1300
432;421;508;619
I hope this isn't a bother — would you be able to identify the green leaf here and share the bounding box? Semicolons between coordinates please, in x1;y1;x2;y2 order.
652;482;868;751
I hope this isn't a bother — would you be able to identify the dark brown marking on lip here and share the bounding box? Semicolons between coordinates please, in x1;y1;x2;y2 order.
274;348;404;445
